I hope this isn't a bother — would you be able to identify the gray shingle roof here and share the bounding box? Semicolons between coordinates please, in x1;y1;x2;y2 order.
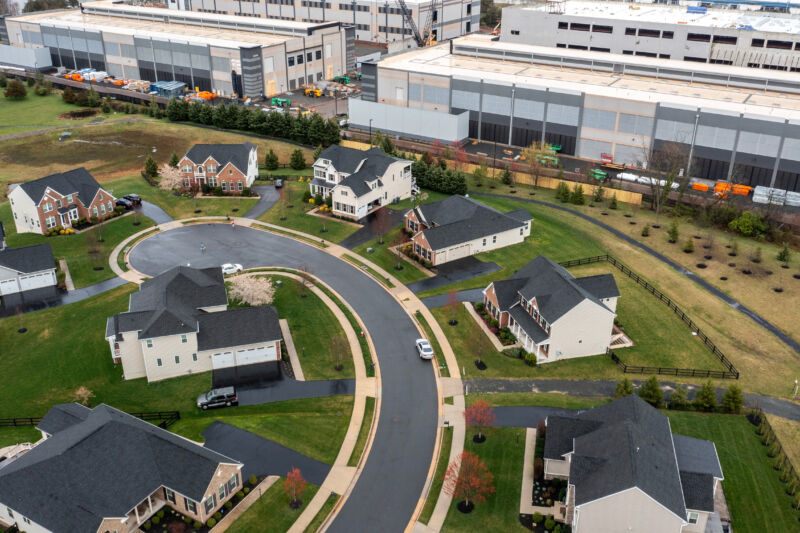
680;471;715;512
548;395;713;522
574;274;621;299
412;196;531;250
36;403;91;436
185;143;256;173
318;146;403;198
508;305;549;344
0;404;240;533
672;434;724;479
197;306;282;351
18;168;104;206
0;243;56;274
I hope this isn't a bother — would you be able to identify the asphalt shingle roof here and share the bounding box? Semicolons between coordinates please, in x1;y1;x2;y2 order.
0;404;240;533
0;221;5;249
185;143;255;173
680;471;715;512
0;243;56;274
317;145;402;198
508;305;549;344
672;434;724;479
412;196;531;250
36;403;91;436
574;274;621;299
197;306;282;351
18;168;104;206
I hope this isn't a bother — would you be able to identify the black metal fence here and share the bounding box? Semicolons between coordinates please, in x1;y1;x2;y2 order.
561;255;740;380
0;410;180;429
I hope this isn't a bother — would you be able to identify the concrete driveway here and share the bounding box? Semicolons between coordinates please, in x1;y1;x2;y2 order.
129;224;437;533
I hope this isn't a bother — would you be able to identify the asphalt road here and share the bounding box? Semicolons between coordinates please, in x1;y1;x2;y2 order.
128;224;437;533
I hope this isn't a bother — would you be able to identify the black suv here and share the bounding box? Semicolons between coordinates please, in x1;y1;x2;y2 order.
115;197;133;210
124;193;142;206
196;387;238;410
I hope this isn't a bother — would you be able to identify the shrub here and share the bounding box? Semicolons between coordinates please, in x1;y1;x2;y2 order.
570;184;585;205
303;190;312;203
729;210;768;237
490;319;499;328
474;302;485;312
778;243;791;264
500;166;512;185
193;521;202;529
314;193;323;205
0;72;6;87
669;386;689;410
157;510;164;518
637;376;663;408
236;490;245;500
225;501;233;509
143;522;152;531
553;525;562;533
667;218;679;243
532;512;543;524
183;516;192;524
213;512;222;520
151;516;160;525
641;225;650;237
613;377;634;398
206;518;216;528
4;79;27;99
524;352;537;366
683;238;694;253
249;474;258;486
326;195;332;208
244;487;250;495
609;193;618;209
694;380;717;412
544;517;556;530
555;182;570;203
722;384;744;414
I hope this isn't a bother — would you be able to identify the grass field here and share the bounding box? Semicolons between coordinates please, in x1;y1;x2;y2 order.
420;426;453;525
265;274;354;380
0;92;107;135
765;414;800;474
466;392;607;409
304;492;340;533
169;396;354;464
0;203;154;288
0;426;41;448
347;396;375;467
226;478;321;533
441;427;529;533
354;226;430;285
667;411;798;533
258;181;360;243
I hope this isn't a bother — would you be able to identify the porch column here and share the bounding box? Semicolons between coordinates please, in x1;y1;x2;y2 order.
536;343;540;361
148;495;153;514
134;506;140;524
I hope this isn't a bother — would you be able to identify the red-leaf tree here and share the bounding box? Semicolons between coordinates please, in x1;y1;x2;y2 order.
454;148;468;172
431;139;444;159
443;451;495;508
464;399;497;442
284;467;307;507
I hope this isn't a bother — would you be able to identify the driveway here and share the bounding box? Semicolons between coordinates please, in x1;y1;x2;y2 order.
202;422;331;484
243;185;280;219
237;378;356;406
339;207;407;250
129;224;437;533
407;256;500;294
420;288;485;309
136;201;173;225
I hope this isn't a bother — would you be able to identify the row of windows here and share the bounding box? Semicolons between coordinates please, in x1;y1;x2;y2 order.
287;50;323;66
155;353;199;367
413;243;432;261
339;2;369;10
378;5;403;14
334;202;355;214
301;1;330;7
752;38;800;50
267;0;293;4
379;25;413;35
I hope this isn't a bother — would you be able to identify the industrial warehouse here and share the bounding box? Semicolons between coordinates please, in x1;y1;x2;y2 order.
350;34;800;192
164;0;479;45
0;1;354;97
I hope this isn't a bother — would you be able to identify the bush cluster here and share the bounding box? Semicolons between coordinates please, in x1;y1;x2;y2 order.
411;157;467;195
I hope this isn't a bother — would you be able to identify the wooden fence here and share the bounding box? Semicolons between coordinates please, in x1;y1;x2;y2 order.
0;410;180;429
560;255;740;380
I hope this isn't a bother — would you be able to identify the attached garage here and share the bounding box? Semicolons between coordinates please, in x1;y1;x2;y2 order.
444;243;471;263
212;351;235;369
19;271;56;291
235;344;279;366
0;244;57;297
0;278;19;296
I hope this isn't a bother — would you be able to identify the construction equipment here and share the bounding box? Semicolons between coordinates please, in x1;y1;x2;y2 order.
304;88;321;97
492;22;501;35
333;76;350;84
589;168;609;181
535;154;559;168
271;97;291;107
396;0;436;47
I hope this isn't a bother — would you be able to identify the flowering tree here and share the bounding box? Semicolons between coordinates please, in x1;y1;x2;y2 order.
464;399;497;442
229;275;275;306
443;451;495;510
284;468;307;508
158;163;183;191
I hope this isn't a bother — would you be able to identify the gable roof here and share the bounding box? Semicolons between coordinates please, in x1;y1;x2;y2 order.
197;305;282;351
0;243;56;274
18;168;104;205
412;196;532;250
317;145;405;198
672;434;724;480
679;471;715;512
184;143;256;172
36;402;91;436
506;255;616;323
0;404;240;533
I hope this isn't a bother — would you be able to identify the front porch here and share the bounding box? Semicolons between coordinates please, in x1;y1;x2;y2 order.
124;489;167;532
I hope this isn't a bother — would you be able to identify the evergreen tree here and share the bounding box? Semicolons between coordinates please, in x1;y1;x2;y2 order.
4;78;27;99
307;113;327;147
144;156;158;179
198;104;214;125
500;166;512;185
694;380;717;412
668;218;679;243
236;107;252;131
669;386;689;410
380;134;395;155
570;184;585;205
290;149;306;170
187;102;202;123
593;183;605;203
613;377;634;399
264;149;279;171
313;145;324;161
637;376;663;408
61;86;75;104
721;384;744;414
473;162;488;187
609;193;618;209
168;152;180;168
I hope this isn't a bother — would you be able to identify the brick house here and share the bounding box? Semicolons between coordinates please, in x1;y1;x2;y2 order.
404;195;532;266
483;255;619;363
542;395;725;533
106;266;282;383
179;143;258;194
309;145;415;221
0;403;243;533
7;168;116;235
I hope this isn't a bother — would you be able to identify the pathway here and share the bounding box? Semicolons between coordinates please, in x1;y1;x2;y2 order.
243;185;279;219
58;259;74;291
475;192;800;355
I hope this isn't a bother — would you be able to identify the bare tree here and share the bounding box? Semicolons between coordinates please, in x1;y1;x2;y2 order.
0;0;20;16
330;334;347;371
158;163;183;191
641;141;688;227
521;141;550;189
229;275;275;306
298;264;313;297
372;208;393;245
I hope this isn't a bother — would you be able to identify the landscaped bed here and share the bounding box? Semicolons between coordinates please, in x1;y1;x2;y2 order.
225;477;321;533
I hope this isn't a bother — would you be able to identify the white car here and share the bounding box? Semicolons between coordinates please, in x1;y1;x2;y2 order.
416;338;434;360
221;263;243;275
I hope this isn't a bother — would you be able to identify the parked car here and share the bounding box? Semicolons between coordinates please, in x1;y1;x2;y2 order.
275;179;284;188
123;193;142;206
197;387;238;410
221;263;243;275
416;338;434;360
115;198;133;210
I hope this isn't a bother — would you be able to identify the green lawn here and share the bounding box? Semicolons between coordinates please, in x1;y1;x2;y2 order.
304;492;340;533
416;194;605;298
467;392;607;409
0;284;218;418
343;254;395;288
0;92;103;135
667;411;799;533
226;478;321;533
348;396;375;467
389;189;450;210
354;226;430;285
266;274;354;380
441;427;529;533
420;426;453;525
0;426;41;448
258;181;360;243
106;174;259;220
169;396;354;465
0;202;154;288
258;167;314;178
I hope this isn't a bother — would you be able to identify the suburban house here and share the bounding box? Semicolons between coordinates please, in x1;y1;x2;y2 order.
7;168;116;235
0;403;243;533
541;394;725;533
309;145;415;220
404;195;532;266
0;241;58;303
106;266;282;382
179;143;258;193
483;255;619;362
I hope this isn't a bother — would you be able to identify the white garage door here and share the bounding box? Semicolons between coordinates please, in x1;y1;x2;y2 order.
236;345;278;366
446;244;471;262
212;351;235;369
0;278;20;296
19;272;53;291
